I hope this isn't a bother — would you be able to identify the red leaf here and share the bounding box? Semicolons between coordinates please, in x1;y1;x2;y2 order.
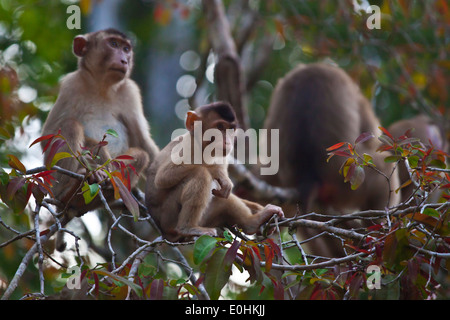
112;176;139;221
115;155;135;161
344;162;356;182
6;177;26;200
310;283;323;300
377;145;393;152
264;245;273;272
259;285;266;296
195;275;205;287
379;126;394;139
34;170;56;179
33;178;54;198
224;240;240;269
29;133;56;149
331;150;352;158
42;137;54;154
93;272;99;297
326;142;345;152
97;141;108;148
266;238;282;259
127;164;138;177
25;182;33;204
355;132;374;144
273;279;284;300
149;279;164;300
251;245;262;260
45;139;67;169
40;229;50;236
375;243;383;258
367;224;382;231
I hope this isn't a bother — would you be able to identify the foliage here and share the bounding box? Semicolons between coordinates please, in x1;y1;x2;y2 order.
1;128;449;300
1;0;449;300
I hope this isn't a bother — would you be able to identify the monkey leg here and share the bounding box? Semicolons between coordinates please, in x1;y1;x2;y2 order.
202;195;284;235
49;118;85;204
174;168;218;239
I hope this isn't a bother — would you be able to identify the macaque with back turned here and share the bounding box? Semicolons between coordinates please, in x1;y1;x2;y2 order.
262;63;401;257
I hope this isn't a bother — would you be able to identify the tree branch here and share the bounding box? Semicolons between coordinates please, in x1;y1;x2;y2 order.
202;0;249;129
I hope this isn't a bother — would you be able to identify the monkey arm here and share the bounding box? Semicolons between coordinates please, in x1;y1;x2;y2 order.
154;162;194;189
142;137;160;163
239;198;264;214
211;168;233;199
118;113;159;161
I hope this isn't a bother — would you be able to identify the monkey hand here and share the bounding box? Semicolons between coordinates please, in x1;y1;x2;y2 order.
90;170;110;185
212;177;233;199
257;204;285;236
263;204;285;219
79;168;110;186
177;226;218;240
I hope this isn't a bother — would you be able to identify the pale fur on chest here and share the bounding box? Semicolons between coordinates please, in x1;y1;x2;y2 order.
45;73;142;158
82;111;129;157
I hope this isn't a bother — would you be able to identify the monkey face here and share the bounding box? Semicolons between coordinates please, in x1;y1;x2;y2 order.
202;114;237;157
102;36;133;82
74;31;134;84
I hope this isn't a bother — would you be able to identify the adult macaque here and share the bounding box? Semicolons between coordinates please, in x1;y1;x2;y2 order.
388;114;448;202
388;115;447;151
262;63;400;256
42;29;159;224
145;102;284;242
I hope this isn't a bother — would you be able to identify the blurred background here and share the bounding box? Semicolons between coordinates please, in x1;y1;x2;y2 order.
0;0;448;298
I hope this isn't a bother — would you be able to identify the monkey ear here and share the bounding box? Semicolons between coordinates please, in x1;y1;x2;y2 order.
186;111;200;131
73;35;88;57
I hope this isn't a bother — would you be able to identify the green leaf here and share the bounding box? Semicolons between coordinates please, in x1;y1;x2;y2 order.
340;158;355;178
193;235;217;265
407;156;419;168
7;154;26;173
384;155;401;163
106;129;119;138
223;228;234;242
204;249;231;300
363;153;374;165
50;152;72;168
428;159;446;169
350;165;365;190
382;228;413;271
423;207;440;218
0;168;9;185
0;126;11;140
94;269;143;297
82;182;99;204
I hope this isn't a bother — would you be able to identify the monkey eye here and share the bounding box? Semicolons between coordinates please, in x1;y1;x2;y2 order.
123;46;130;53
109;40;119;48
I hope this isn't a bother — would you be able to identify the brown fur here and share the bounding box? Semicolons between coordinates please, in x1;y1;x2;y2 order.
145;102;284;242
42;29;159;219
388;114;448;202
262;63;400;257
